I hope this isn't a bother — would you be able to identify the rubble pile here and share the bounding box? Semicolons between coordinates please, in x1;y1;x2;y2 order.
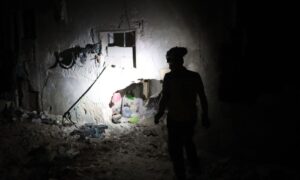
1;108;299;180
1;106;63;125
110;91;159;124
0;107;173;180
70;123;108;139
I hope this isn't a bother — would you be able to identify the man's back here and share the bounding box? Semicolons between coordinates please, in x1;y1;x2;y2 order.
163;68;204;124
154;46;209;180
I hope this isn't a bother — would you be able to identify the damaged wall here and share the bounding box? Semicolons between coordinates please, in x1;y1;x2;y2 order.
3;0;240;154
2;0;298;160
22;0;205;125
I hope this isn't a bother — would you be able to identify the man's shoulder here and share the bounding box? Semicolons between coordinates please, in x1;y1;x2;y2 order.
164;72;171;77
165;69;200;78
163;72;172;81
185;69;200;77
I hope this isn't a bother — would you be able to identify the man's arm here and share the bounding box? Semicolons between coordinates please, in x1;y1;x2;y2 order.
154;75;169;124
197;74;209;127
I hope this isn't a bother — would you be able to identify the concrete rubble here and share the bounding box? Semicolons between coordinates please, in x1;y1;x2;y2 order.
1;108;299;180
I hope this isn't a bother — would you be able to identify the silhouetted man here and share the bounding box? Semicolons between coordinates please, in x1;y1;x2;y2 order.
155;47;209;180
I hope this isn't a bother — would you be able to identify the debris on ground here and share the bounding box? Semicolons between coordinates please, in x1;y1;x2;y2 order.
1;107;299;180
70;123;108;139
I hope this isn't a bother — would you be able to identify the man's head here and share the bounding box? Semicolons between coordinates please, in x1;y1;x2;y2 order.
166;47;187;71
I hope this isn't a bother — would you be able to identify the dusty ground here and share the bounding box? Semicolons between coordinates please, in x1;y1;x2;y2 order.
1;112;300;180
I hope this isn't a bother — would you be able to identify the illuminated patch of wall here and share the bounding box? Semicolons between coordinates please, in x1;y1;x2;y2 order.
35;0;202;125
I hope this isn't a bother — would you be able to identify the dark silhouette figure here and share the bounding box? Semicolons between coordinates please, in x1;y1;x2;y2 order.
155;47;209;180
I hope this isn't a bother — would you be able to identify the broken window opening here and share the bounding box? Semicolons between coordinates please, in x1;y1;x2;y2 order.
100;30;136;68
108;31;135;47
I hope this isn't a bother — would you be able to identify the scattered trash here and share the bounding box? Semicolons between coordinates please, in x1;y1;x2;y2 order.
70;123;108;139
122;105;132;118
128;115;139;124
109;89;155;123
